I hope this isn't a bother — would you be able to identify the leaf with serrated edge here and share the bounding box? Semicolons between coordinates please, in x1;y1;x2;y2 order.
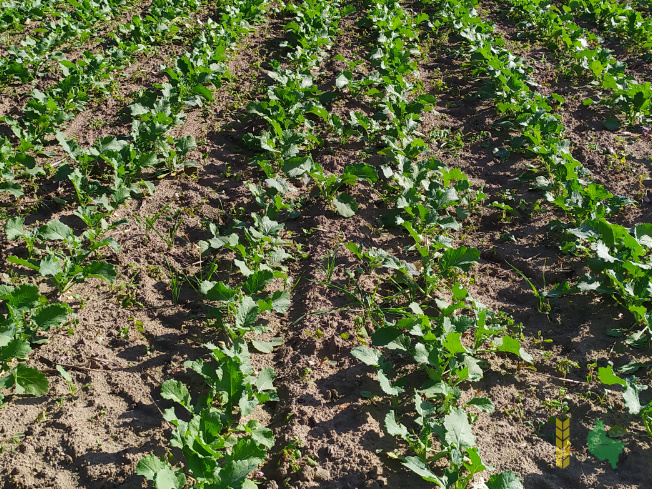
13;363;48;395
351;346;381;366
486;470;524;489
597;366;626;386
333;193;357;217
256;368;275;392
385;410;408;438
587;419;624;469
443;407;475;449
160;380;192;410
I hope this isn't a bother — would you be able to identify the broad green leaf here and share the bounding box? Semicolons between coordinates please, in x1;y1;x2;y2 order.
0;339;31;361
344;163;378;183
216;437;265;488
161;380;192;410
623;379;647;414
246;420;274;449
95;136;128;153
239;393;258;417
378;370;403;396
6;283;40;310
371;327;410;351
351;346;381;366
493;336;532;363
443;407;475;449
32;303;69;331
0;373;14;390
439;246;479;273
193;84;213;101
402;456;443;484
333;193;357;217
463;447;489;477
0;181;24;197
385;410;408;438
201;281;238;302
83;261;116;283
5;217;24;240
597;366;626;386
256;367;276;392
13;363;48;395
243;270;274;295
617;362;642;375
634;223;652;248
235;296;259;330
39;256;63;277
335;73;349;88
466;396;495;413
137;455;168;480
587;419;624;469
282;156;313;177
251;337;283;353
175;136;196;156
154;466;185;489
234;259;253;277
486;471;524;489
443;332;467;354
270;290;290;313
461;355;484;381
38;220;72;240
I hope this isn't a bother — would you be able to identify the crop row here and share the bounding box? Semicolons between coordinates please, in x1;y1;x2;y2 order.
136;0;353;486
1;0;139;85
505;0;651;128
0;0;215;200
0;0;266;418
326;0;527;486
564;0;652;50
428;0;652;435
0;0;62;33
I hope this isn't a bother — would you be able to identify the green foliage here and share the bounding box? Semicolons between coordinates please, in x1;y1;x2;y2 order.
0;284;71;402
6;217;118;293
138;340;276;488
587;419;624;469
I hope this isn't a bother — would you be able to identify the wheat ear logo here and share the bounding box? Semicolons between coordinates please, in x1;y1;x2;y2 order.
556;416;570;468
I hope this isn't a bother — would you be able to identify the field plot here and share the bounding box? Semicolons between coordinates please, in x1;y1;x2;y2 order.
0;0;651;488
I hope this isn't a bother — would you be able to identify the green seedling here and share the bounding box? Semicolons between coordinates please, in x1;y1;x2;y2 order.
56;365;76;395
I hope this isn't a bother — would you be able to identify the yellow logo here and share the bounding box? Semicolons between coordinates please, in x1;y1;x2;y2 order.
556;417;570;468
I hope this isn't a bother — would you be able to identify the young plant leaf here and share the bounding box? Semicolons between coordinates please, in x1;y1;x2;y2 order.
439;246;480;273
597;365;626;386
83;261;116;283
32;303;70;331
587;419;624;469
402;456;443;484
351;346;382;367
486;470;524;489
443;407;475;449
385;410;408;438
13;363;49;396
333;193;357;217
160;380;192;411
